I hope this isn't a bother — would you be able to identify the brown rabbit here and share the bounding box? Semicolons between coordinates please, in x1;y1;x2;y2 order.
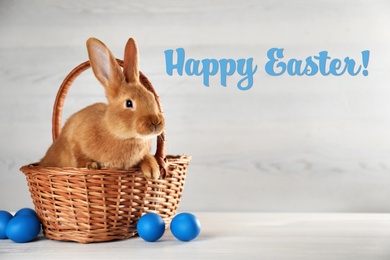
39;37;165;179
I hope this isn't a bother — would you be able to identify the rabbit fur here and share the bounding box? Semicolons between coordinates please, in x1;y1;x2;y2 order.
39;38;165;179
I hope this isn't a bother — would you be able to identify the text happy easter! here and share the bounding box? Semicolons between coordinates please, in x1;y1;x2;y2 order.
164;48;370;91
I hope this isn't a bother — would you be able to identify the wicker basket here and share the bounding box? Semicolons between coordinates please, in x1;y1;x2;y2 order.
20;60;190;243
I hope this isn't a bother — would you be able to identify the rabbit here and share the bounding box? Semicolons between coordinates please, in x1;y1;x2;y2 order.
39;37;165;179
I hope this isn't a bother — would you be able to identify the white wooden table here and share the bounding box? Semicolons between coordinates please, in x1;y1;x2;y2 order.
1;213;390;259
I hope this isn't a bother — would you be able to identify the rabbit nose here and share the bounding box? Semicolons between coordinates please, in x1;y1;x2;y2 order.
152;121;160;128
151;117;163;131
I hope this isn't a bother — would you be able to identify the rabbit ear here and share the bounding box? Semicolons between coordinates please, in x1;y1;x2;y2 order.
123;38;140;83
86;38;124;99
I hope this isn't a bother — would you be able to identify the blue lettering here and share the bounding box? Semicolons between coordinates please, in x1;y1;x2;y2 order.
219;59;236;87
164;48;185;76
201;59;219;86
315;51;331;76
236;58;257;90
329;59;347;76
344;57;361;76
185;58;202;76
304;57;318;76
265;48;286;76
287;59;304;76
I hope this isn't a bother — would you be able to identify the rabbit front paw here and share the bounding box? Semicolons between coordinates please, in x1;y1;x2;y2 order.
140;155;160;180
86;161;101;170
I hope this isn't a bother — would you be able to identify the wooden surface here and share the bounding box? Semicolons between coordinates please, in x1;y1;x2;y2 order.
1;1;390;213
1;212;390;260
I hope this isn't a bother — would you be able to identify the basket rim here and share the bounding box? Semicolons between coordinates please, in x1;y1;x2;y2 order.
20;155;191;176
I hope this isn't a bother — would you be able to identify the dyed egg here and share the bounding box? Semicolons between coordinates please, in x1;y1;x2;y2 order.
170;213;201;241
5;215;41;243
0;210;13;239
14;208;37;217
136;213;165;242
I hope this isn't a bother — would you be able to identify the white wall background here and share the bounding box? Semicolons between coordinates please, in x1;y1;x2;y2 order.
1;0;390;212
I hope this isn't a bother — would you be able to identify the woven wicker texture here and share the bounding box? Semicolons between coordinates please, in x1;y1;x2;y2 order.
20;59;190;243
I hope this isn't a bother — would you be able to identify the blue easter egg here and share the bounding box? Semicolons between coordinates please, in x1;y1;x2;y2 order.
136;213;165;242
170;213;201;241
5;215;41;243
14;208;37;217
0;210;13;239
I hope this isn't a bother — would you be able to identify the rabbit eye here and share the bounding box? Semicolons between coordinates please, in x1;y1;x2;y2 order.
125;99;134;108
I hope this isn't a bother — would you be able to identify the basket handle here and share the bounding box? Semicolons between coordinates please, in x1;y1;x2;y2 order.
51;59;167;176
